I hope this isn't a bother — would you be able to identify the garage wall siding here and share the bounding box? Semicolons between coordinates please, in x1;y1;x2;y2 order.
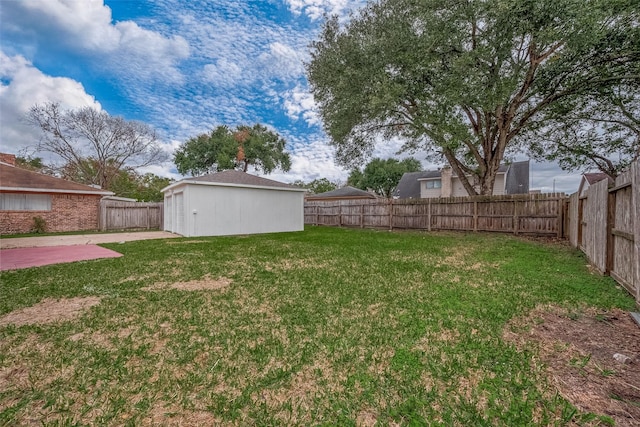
174;184;303;237
0;192;101;234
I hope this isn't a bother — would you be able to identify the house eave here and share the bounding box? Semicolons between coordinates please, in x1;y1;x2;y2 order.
161;180;307;194
0;186;114;196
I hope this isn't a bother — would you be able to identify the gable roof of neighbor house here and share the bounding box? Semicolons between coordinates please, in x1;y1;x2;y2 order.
394;161;529;199
583;172;611;185
0;162;113;195
162;170;305;193
395;171;441;199
504;160;530;194
306;185;377;200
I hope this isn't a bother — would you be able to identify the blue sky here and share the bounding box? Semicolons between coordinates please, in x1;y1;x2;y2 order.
0;0;582;192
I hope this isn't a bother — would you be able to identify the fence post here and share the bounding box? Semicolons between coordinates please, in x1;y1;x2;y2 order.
632;160;640;303
513;199;520;235
389;199;393;230
360;203;364;228
427;199;432;232
556;198;564;239
99;200;107;231
315;204;319;226
473;200;478;232
606;190;615;274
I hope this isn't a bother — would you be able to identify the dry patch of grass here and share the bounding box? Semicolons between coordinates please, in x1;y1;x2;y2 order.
0;297;101;327
142;275;232;292
144;402;217;426
504;306;640;427
251;355;348;424
264;258;329;271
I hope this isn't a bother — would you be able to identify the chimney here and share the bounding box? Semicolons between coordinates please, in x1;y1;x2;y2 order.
0;153;16;166
440;166;452;197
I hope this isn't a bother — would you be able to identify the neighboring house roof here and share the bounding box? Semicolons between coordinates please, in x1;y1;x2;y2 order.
395;161;530;198
306;186;377;200
395;171;440;199
505;160;529;194
162;170;305;193
583;172;610;185
0;163;113;195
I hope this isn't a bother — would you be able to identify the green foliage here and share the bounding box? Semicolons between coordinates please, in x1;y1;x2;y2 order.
174;124;292;176
307;0;640;195
291;178;339;194
15;156;47;173
529;86;640;178
30;216;46;234
109;171;173;202
348;157;421;198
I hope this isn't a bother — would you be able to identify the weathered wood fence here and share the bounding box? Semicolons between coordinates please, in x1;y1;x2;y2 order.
566;159;640;303
99;200;163;231
305;193;567;237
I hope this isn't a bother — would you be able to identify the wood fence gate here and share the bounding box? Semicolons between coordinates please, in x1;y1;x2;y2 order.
99;200;163;231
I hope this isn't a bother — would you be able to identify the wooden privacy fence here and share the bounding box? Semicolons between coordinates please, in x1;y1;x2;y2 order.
566;159;640;303
99;200;163;231
305;193;567;237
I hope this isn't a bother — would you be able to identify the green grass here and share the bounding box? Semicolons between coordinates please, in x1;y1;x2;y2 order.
0;226;634;425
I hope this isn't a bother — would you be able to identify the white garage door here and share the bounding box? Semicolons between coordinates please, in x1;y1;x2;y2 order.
175;192;185;236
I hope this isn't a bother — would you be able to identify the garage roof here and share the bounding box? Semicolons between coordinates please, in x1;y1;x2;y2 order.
162;170;305;192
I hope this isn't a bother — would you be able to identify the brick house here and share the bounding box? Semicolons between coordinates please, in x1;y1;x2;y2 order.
0;154;113;234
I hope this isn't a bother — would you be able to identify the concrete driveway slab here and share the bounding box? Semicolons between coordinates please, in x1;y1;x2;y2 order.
0;231;179;249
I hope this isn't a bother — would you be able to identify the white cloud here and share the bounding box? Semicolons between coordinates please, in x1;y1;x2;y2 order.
2;0;189;82
283;85;321;126
0;52;101;155
284;0;367;21
202;59;244;88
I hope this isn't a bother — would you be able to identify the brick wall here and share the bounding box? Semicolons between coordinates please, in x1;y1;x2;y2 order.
0;192;102;234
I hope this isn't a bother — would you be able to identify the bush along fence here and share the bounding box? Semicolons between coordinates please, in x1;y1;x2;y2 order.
305;193;567;237
566;159;640;304
99;200;163;231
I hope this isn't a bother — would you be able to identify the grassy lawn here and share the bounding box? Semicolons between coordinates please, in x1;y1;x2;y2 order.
0;226;635;425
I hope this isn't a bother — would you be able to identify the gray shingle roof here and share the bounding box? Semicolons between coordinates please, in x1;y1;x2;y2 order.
505;160;529;194
583;172;610;185
395;171;440;199
306;186;377;199
183;170;297;189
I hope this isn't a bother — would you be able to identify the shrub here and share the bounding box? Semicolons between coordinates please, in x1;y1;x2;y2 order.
31;216;47;234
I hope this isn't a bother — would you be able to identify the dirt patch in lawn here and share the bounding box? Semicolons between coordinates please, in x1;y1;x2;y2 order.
143;275;232;291
0;297;101;327
504;306;640;426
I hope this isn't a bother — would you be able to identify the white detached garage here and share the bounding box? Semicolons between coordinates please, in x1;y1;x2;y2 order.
162;170;305;237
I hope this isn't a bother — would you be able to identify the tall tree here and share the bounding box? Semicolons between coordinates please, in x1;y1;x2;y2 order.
292;178;339;194
109;170;173;202
528;85;640;179
26;102;166;190
349;157;421;198
174;124;291;176
307;0;640;195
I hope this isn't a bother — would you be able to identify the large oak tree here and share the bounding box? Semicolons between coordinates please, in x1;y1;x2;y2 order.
307;0;640;195
348;157;421;198
174;124;291;176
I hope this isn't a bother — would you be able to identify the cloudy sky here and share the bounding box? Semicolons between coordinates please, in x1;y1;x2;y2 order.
0;0;582;193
